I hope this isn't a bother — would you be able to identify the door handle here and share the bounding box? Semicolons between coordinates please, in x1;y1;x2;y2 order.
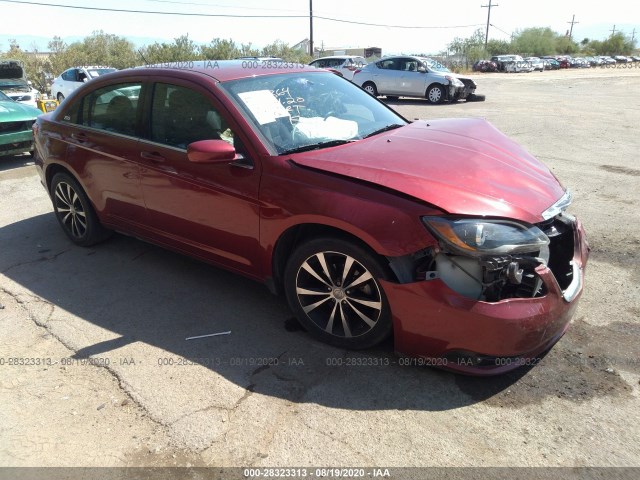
70;132;88;142
140;151;166;163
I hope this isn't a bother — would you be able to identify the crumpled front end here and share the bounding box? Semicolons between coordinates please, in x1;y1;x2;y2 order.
383;213;589;375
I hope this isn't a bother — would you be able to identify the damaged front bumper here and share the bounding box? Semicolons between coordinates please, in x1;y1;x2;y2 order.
382;217;589;375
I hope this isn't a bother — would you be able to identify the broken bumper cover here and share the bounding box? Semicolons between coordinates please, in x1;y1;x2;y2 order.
382;218;589;375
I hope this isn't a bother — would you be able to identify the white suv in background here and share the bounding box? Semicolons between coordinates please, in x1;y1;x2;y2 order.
308;56;368;81
50;66;117;102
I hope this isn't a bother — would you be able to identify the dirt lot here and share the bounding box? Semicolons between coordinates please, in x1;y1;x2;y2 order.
1;67;639;477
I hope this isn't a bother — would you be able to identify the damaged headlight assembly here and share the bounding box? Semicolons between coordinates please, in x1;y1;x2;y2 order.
421;217;551;300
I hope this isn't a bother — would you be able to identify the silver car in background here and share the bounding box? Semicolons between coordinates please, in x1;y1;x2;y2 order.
352;55;481;104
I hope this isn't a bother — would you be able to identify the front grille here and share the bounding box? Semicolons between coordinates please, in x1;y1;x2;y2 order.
0;120;34;134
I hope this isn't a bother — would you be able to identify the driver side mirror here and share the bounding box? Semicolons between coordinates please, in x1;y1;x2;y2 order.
187;139;236;164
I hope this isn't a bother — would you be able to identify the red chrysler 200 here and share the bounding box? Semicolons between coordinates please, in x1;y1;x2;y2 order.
32;61;589;374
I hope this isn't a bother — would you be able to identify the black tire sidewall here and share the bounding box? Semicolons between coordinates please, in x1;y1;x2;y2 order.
284;237;393;349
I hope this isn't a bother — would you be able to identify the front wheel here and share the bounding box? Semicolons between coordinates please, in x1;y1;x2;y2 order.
284;238;393;349
51;173;111;246
426;84;445;104
362;82;378;97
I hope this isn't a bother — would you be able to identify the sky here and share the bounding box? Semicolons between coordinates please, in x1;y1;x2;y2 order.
0;0;638;55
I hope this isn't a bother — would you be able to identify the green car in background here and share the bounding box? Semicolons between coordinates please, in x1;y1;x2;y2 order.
0;90;42;157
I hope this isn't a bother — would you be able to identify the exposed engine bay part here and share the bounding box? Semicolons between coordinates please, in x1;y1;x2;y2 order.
386;213;577;303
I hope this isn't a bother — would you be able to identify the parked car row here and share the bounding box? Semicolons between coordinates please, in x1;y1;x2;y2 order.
479;54;640;73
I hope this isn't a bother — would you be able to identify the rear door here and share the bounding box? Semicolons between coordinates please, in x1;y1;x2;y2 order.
397;58;426;96
61;81;147;228
137;80;263;275
374;58;402;95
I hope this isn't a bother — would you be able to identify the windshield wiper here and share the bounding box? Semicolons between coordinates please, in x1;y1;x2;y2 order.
363;123;404;139
282;139;356;155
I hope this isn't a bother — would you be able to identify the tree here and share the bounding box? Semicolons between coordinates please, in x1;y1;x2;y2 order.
140;34;201;65
200;38;241;60
512;27;559;56
261;40;311;63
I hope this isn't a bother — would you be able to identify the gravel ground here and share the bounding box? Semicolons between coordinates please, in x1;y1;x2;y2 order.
0;66;638;477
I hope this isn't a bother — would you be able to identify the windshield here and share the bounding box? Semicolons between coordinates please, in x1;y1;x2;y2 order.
87;68;117;78
421;58;451;73
220;72;407;155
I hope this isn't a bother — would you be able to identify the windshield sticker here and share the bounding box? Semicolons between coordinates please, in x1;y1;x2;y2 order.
238;90;290;125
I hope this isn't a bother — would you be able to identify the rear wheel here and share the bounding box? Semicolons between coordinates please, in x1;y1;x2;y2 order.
51;173;111;246
426;84;445;104
284;238;393;349
362;82;378;97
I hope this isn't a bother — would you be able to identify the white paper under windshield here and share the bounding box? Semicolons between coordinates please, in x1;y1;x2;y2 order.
238;90;290;125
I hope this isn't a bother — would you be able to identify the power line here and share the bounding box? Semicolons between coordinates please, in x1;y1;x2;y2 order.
0;0;485;29
567;14;579;39
481;0;499;48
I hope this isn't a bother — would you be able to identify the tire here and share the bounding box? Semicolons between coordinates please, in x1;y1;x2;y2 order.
466;93;486;102
284;237;393;350
57;93;64;102
50;172;111;247
362;82;378;97
426;84;445;104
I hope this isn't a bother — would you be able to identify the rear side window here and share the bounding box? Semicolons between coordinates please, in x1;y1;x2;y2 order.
376;59;398;70
80;82;142;136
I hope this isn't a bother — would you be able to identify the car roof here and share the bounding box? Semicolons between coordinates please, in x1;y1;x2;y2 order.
124;60;320;82
312;55;364;61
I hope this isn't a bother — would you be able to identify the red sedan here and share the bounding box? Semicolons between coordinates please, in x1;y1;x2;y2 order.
32;61;589;374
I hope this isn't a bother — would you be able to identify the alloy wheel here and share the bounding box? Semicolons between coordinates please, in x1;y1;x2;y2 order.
295;251;383;338
54;181;87;239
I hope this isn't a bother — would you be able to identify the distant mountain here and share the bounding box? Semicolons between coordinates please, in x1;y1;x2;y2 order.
0;34;169;52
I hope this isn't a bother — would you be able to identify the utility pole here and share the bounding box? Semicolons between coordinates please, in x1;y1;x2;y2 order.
610;25;617;36
567;14;579;39
631;28;636;43
481;0;499;48
309;0;314;57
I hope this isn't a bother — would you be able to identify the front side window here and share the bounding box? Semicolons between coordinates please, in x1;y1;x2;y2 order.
220;71;406;155
149;83;234;150
80;82;142;136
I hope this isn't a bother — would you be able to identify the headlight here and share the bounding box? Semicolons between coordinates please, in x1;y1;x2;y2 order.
445;75;464;87
422;217;549;256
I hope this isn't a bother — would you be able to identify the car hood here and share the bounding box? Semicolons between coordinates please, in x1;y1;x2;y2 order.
290;118;565;224
0;100;41;120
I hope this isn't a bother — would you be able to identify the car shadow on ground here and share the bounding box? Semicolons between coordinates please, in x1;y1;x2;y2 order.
0;154;34;172
1;213;561;412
